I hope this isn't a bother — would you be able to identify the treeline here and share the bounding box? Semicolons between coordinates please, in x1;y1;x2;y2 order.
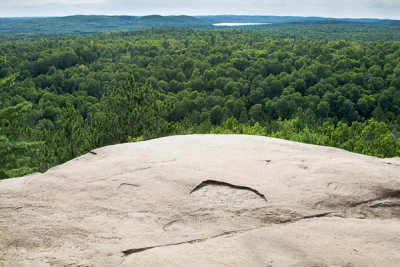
1;28;400;178
2;15;400;41
252;20;400;41
0;15;211;41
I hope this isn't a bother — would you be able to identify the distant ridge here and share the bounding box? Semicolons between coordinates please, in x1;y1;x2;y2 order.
0;14;399;40
0;15;211;39
195;15;395;24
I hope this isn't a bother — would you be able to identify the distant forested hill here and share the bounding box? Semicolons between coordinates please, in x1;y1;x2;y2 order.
246;20;400;41
199;16;400;41
0;15;211;40
196;15;393;24
0;15;400;41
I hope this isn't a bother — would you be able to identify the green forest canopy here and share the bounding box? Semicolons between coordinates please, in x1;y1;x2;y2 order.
1;27;400;178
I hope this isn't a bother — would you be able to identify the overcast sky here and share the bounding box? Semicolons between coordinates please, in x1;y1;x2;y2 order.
0;0;399;19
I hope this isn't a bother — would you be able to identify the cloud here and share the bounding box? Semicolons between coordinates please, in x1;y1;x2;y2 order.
2;0;107;7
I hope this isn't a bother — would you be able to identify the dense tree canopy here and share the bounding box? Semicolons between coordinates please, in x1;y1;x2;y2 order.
1;27;400;178
0;57;41;178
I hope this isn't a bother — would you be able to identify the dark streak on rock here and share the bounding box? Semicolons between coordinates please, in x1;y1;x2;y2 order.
369;201;400;208
122;247;150;255
190;180;267;202
89;151;97;155
122;228;257;256
381;189;400;199
349;198;380;207
119;183;139;188
122;211;334;257
382;162;400;167
349;189;400;207
302;212;332;219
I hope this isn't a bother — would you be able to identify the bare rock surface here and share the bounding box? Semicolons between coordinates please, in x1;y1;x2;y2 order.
1;134;400;266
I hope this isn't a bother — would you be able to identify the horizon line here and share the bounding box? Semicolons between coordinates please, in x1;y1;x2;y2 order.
0;14;398;21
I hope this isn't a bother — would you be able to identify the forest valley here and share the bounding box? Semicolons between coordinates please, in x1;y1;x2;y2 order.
1;28;400;178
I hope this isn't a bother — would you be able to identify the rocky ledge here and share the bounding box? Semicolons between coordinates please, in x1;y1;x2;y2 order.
1;135;399;266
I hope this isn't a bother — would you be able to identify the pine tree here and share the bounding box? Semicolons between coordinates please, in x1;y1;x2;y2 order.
0;56;41;179
53;102;85;161
99;73;174;144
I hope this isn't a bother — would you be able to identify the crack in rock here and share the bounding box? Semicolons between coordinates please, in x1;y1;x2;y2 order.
369;200;400;208
349;198;381;207
190;180;267;201
121;211;333;257
118;183;139;188
122;227;259;256
301;212;332;219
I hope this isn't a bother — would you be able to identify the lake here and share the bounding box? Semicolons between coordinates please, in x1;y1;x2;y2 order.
212;23;271;26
